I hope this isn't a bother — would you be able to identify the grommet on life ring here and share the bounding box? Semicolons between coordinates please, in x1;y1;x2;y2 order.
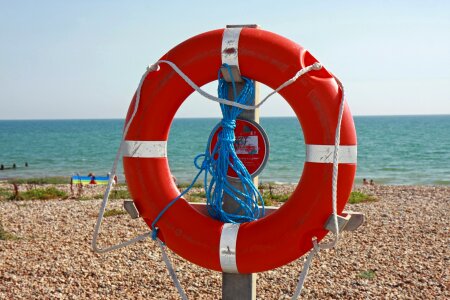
122;27;357;273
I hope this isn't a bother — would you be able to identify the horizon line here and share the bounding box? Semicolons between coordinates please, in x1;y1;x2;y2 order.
0;113;449;121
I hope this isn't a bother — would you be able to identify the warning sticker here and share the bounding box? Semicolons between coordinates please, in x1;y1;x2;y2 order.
209;119;269;178
235;135;258;155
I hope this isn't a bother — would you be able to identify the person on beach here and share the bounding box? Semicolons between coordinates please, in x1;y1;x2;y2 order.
70;177;74;194
106;172;118;185
172;174;177;185
88;173;96;184
363;178;369;185
370;179;375;186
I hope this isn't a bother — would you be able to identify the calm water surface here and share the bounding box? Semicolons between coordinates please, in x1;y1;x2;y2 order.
0;116;448;185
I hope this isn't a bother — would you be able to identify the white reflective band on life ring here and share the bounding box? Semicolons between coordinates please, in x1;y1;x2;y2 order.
221;27;241;69
306;145;357;164
122;141;167;158
219;223;240;273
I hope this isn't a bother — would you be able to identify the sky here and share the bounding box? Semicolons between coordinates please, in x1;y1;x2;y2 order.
0;0;449;120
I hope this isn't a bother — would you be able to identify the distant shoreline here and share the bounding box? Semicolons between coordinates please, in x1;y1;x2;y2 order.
1;169;449;186
0;176;449;187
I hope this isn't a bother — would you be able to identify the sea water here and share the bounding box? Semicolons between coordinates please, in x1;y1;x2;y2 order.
0;115;449;185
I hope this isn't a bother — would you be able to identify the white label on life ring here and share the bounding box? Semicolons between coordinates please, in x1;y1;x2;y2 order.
306;144;357;164
219;223;240;273
122;141;167;158
222;27;242;70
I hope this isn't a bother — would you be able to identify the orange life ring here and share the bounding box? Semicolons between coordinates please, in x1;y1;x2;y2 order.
122;27;357;273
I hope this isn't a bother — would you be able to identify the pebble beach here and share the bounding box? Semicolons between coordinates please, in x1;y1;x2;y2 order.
0;184;449;299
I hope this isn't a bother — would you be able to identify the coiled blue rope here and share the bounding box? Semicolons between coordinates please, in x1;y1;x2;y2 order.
151;64;264;239
204;65;264;223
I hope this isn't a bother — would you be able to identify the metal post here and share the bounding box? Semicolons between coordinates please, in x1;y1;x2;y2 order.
221;24;260;300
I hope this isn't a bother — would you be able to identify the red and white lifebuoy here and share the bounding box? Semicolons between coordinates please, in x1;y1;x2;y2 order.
122;27;357;273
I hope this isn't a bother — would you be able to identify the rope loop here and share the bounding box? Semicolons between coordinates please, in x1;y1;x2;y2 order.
194;154;208;170
151;227;159;241
291;75;346;298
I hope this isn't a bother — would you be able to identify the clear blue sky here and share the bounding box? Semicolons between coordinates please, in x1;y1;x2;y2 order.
0;0;449;119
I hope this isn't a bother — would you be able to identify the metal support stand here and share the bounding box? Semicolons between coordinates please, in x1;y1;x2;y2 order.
221;24;260;300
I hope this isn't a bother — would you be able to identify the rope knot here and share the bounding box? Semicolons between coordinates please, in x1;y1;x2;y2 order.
221;119;236;130
147;63;160;72
311;62;322;70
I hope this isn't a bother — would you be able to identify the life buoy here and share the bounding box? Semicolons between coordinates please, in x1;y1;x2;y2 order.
122;27;357;273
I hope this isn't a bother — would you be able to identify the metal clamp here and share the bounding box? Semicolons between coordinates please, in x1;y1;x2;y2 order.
220;24;259;83
325;211;365;233
124;200;140;219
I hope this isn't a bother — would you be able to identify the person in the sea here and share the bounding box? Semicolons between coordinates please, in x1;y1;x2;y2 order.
363;178;368;185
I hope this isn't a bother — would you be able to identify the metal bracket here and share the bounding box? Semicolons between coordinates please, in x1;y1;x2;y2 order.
325;211;365;233
221;24;259;83
124;200;140;219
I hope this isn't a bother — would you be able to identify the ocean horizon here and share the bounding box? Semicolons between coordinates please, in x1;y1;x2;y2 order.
1;113;449;121
0;115;449;185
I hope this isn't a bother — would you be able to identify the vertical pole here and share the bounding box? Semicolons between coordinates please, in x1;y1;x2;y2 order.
221;24;260;300
221;80;259;300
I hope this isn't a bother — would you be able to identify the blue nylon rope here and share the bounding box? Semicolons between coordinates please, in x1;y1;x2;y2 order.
205;65;264;223
151;64;264;239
